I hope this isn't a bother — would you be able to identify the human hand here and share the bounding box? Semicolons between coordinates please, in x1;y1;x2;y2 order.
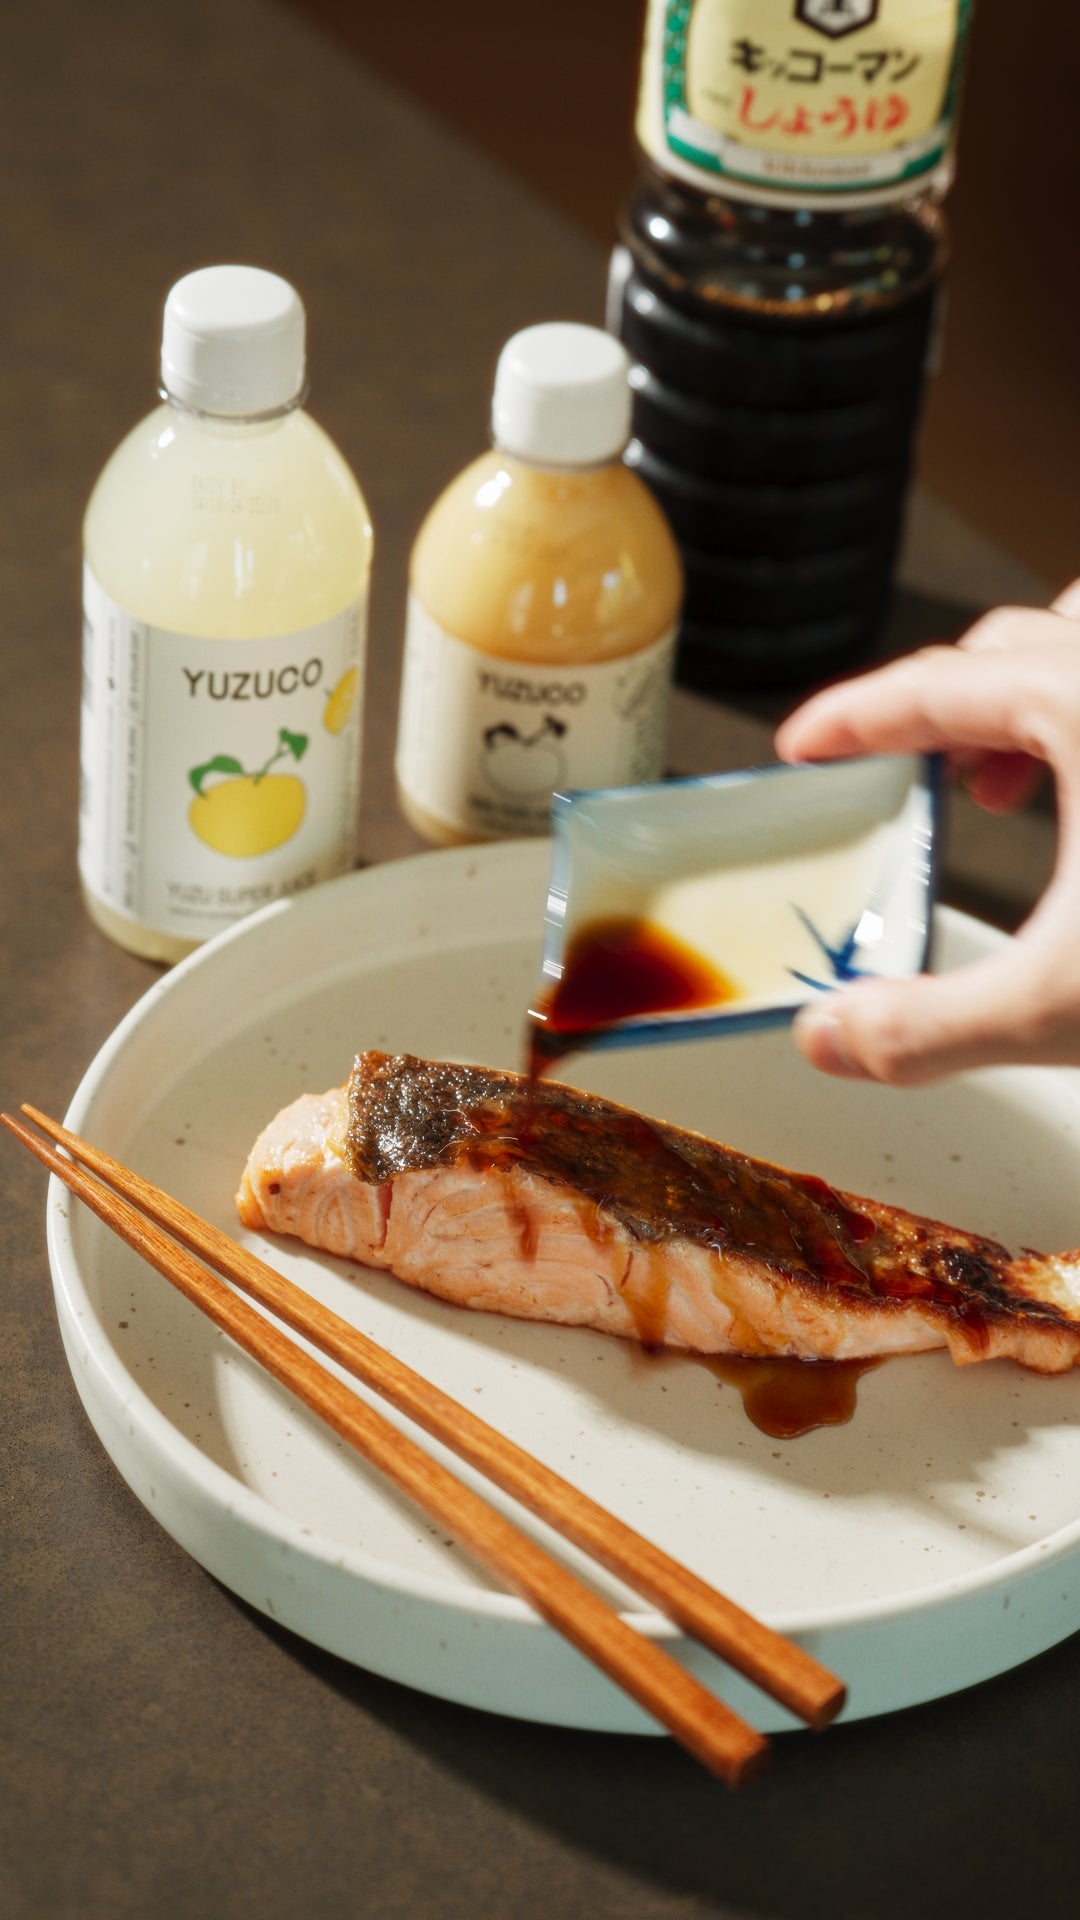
773;582;1080;1085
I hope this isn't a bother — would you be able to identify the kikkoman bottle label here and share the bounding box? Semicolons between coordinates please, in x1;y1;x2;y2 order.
636;0;972;205
395;595;676;840
79;564;366;940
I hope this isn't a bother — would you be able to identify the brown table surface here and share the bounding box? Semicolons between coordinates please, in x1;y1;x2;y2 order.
2;4;1076;1916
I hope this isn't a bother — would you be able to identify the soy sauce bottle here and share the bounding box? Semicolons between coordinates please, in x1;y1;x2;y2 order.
610;0;974;692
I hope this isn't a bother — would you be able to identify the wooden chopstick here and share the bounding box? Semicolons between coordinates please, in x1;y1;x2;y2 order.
6;1109;847;1774
19;1103;845;1732
7;1108;765;1786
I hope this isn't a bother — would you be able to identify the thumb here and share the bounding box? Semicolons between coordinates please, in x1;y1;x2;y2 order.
791;953;1035;1086
1050;577;1080;620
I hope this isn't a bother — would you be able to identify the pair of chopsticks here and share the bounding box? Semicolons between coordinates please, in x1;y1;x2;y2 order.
5;1105;846;1784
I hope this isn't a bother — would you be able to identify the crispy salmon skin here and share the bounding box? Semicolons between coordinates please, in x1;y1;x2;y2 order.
236;1051;1080;1373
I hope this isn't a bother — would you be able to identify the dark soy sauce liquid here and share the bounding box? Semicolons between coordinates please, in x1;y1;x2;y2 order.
522;914;879;1438
701;1354;880;1440
618;1262;879;1440
526;914;737;1080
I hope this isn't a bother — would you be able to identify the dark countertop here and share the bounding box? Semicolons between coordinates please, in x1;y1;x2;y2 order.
2;4;1076;1916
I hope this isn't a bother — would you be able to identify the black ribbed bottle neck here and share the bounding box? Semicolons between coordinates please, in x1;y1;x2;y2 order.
619;162;947;325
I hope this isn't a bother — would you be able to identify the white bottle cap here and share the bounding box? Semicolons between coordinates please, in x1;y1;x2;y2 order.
491;322;631;466
160;266;306;416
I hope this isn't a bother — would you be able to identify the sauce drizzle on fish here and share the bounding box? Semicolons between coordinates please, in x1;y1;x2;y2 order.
236;1053;1080;1441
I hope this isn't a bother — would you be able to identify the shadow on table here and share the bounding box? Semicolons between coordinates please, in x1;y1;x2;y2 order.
246;1599;1080;1920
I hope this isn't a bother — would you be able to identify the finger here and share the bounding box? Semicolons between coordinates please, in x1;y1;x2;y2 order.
774;646;956;762
1051;578;1080;620
957;604;1067;655
775;642;1073;767
777;605;1080;768
962;748;1045;812
791;946;1080;1085
961;597;1080;657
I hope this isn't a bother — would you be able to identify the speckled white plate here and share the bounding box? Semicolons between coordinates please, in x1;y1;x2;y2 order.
47;841;1080;1737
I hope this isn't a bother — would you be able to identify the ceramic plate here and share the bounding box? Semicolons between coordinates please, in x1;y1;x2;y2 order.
47;841;1080;1737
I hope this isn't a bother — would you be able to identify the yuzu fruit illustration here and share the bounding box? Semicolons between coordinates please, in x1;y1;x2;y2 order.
188;728;308;857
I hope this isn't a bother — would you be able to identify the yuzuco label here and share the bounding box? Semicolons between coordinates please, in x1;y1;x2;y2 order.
637;0;972;204
395;594;676;839
79;563;367;940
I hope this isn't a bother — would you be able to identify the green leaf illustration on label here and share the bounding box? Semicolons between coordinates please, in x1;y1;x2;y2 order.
188;729;310;858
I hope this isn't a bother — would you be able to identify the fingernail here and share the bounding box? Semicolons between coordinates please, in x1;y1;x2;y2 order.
794;1005;870;1080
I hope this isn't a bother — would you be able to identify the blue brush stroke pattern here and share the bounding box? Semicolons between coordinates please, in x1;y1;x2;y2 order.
788;904;869;994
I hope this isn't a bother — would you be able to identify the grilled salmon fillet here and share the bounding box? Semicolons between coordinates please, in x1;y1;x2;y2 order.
235;1051;1080;1373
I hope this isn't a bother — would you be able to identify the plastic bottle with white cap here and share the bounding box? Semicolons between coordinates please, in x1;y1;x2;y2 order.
79;265;373;962
394;321;683;846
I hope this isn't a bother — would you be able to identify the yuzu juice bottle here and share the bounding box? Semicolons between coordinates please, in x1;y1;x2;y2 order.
80;265;373;962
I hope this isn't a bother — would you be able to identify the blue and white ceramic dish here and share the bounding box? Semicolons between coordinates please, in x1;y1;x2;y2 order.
535;754;940;1054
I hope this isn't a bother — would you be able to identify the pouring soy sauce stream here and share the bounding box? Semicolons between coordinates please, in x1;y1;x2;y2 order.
521;909;881;1441
507;758;937;1436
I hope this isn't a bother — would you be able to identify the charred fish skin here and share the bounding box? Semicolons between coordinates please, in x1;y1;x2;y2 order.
343;1053;1074;1342
345;1052;875;1259
346;1055;518;1188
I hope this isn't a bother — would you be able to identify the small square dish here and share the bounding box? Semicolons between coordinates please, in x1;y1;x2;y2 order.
531;754;940;1059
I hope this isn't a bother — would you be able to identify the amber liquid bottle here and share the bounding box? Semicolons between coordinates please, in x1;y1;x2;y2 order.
395;322;682;846
610;0;974;692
